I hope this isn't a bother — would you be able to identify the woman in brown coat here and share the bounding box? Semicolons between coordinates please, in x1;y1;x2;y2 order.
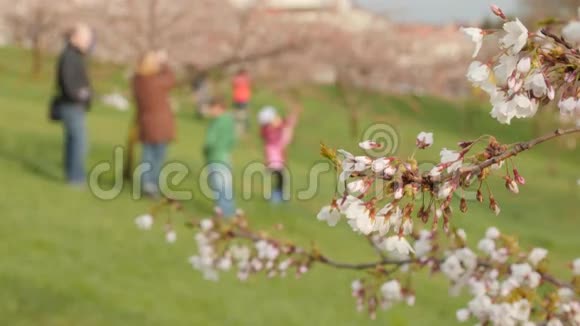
133;50;176;197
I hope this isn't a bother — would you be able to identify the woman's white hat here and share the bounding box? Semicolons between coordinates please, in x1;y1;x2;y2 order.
258;106;278;125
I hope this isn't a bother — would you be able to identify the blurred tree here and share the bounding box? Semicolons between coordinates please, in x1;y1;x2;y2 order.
4;0;71;76
521;0;580;24
84;0;308;179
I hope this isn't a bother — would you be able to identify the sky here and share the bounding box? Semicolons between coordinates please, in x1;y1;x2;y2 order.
354;0;520;24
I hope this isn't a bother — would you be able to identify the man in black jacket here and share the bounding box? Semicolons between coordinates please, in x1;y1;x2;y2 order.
56;23;93;186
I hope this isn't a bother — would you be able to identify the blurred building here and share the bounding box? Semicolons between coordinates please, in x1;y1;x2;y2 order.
230;0;386;31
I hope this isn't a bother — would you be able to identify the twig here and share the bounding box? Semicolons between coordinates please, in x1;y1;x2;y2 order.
424;126;580;184
461;127;579;175
541;28;575;51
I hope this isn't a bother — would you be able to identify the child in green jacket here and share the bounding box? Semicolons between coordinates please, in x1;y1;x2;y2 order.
203;97;236;217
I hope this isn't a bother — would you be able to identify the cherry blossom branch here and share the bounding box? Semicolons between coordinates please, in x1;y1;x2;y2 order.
134;10;580;325
540;28;575;51
459;126;580;177
423;126;580;184
316;255;418;270
183;215;576;291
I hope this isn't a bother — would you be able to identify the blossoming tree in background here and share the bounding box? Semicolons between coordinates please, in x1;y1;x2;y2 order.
135;6;580;325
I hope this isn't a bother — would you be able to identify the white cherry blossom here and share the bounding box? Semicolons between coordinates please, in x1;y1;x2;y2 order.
384;236;414;255
456;248;477;271
491;247;510;264
372;215;390;236
358;140;380;150
456;229;467;241
217;257;232;271
317;205;342;226
429;166;442;177
494;55;518;82
466;61;490;86
229;244;251;263
456;308;470;322
347;179;367;194
558;288;575;302
278;258;292;272
437;182;454;199
512;94;538;119
461;27;484;58
500;19;528;54
562;21;580;46
510;263;541;288
525;72;548;98
528;248;548;266
547;319;564;326
135;214;154;230
516;57;531;74
351;279;363;292
401;219;413;235
255;240;279;261
467;294;493;320
440;148;463;173
477;238;496;255
165;230;177;243
416;131;434;149
572;258;580;275
511;299;531;321
559;97;577;115
380;280;403;301
338;150;371;181
371;157;393;174
490;93;517;124
375;204;402;236
486;227;501;240
200;218;214;232
344;199;374;235
441;255;465;281
414;231;432;258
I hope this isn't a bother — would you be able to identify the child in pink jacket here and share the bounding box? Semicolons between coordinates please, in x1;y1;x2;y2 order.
258;103;300;203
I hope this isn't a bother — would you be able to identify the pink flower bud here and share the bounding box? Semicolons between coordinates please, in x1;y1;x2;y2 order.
489;196;501;215
394;186;403;200
476;189;483;203
457;140;474;149
490;4;506;19
513;169;526;185
359;140;381;150
505;177;519;194
508;75;516;89
460;197;468;213
516;57;531;74
547;85;555;100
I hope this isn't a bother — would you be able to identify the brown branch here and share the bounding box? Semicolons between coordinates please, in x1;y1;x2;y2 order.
316;254;418;270
422;126;580;184
177;126;580;291
461;127;580;176
204;42;301;73
541;28;575;51
539;271;574;289
180;208;576;291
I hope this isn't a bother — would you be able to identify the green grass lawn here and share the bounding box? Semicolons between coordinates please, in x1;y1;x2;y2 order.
0;46;578;326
